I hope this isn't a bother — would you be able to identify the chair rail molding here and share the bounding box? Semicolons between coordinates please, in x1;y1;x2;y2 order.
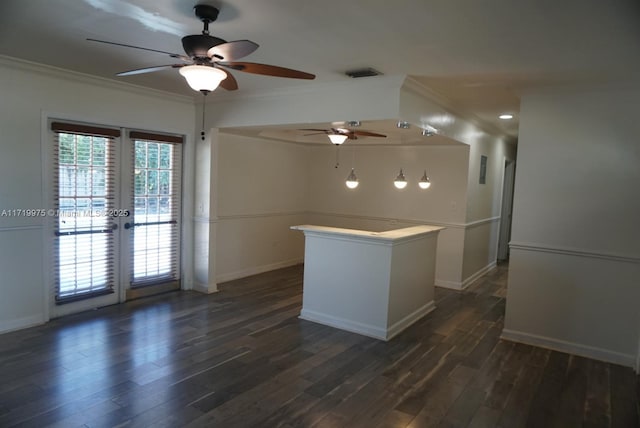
509;241;640;264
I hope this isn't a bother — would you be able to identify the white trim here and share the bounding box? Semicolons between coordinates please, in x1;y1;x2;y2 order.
465;216;501;229
216;258;303;284
306;210;466;229
208;74;406;104
0;225;43;232
435;261;497;291
307;211;501;231
462;261;497;289
510;242;640;264
435;279;463;290
0;314;46;334
386;301;436;340
402;77;515;142
192;216;217;224
194;210;498;230
217;211;307;221
193;281;219;295
0;55;193;105
299;309;388;340
297;226;442;247
501;328;636;368
301;300;436;341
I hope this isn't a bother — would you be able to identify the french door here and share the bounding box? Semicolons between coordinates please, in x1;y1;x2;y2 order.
50;122;183;317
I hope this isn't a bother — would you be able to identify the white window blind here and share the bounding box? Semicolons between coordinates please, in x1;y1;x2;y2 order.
52;122;120;303
128;131;183;288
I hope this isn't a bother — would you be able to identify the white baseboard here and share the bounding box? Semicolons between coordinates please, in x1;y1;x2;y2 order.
193;281;219;294
300;300;435;341
299;309;388;340
501;328;636;368
386;301;436;340
435;279;463;290
461;261;497;289
437;262;497;291
216;258;303;284
0;314;45;335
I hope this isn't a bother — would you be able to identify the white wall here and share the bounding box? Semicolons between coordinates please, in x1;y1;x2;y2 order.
214;133;308;282
399;79;517;287
462;133;516;281
504;84;640;367
305;143;470;286
0;57;195;333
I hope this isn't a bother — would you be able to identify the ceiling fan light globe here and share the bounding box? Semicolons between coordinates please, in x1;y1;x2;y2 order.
179;65;227;92
328;134;348;145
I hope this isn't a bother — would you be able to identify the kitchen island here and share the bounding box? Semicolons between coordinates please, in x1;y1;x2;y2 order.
290;224;444;340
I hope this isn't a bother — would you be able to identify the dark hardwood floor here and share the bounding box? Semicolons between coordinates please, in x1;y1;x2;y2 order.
0;264;638;427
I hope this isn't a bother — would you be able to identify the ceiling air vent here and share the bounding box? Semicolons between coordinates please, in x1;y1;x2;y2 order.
345;67;383;78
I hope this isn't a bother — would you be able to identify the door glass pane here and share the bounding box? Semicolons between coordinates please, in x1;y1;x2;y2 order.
131;140;181;286
55;132;115;301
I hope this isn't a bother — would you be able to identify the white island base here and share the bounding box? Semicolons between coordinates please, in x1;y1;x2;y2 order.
291;225;444;341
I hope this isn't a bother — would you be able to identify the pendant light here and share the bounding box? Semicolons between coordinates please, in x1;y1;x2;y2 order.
345;146;358;189
419;170;432;189
345;168;359;189
394;169;408;189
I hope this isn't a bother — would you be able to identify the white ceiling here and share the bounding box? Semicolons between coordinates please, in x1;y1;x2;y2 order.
2;0;639;142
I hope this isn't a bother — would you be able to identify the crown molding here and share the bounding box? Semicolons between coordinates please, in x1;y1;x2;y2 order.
402;76;511;141
205;74;407;104
0;54;193;105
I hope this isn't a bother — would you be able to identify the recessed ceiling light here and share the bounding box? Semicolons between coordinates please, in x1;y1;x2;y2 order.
397;121;410;129
499;114;514;120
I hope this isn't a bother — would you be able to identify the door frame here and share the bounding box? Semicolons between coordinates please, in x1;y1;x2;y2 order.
41;112;193;321
497;158;516;261
44;120;126;318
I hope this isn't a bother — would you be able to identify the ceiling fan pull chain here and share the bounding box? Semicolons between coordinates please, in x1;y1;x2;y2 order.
335;145;340;168
201;92;207;140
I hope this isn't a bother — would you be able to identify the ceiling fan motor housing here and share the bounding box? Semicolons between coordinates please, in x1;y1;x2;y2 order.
182;34;226;58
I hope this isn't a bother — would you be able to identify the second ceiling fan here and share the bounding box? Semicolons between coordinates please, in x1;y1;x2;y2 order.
300;127;387;145
88;4;315;92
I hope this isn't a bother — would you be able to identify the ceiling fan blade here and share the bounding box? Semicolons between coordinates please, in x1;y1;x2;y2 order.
353;130;387;138
299;129;329;132
219;70;239;91
87;38;190;61
116;64;184;76
218;62;315;79
208;40;259;62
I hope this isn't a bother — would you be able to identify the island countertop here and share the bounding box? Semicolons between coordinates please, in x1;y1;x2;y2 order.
290;224;444;244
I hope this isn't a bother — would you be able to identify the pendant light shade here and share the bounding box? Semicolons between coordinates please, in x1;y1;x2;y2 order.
345;168;359;189
179;65;227;92
328;133;348;145
394;169;408;189
419;170;431;189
